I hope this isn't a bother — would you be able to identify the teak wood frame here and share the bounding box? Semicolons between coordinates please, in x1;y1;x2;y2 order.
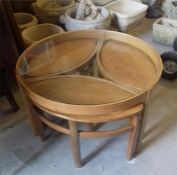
19;91;145;168
16;30;162;167
18;80;147;167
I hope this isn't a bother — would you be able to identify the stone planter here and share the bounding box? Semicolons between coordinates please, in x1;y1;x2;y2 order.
104;0;148;32
153;17;177;45
60;6;111;31
33;0;75;24
14;13;38;31
22;23;64;47
162;0;177;19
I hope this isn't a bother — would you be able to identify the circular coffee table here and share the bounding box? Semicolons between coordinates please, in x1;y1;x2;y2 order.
16;30;162;167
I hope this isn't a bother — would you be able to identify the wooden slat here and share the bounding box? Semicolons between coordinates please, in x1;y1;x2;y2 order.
29;75;133;106
33;102;143;123
80;125;133;138
39;115;70;135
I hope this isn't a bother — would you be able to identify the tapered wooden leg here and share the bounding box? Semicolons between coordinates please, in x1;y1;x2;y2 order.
135;106;147;153
135;93;149;154
19;84;44;139
34;114;45;141
127;115;140;160
18;84;39;135
69;121;82;168
25;97;40;136
25;100;45;140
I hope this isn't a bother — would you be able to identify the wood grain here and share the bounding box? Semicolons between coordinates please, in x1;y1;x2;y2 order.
29;75;133;105
16;30;163;167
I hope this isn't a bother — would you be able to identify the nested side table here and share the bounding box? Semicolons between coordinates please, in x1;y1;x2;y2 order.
16;30;162;167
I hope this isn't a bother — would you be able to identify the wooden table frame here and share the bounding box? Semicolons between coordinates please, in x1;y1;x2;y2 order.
18;79;148;167
20;89;145;167
16;30;162;167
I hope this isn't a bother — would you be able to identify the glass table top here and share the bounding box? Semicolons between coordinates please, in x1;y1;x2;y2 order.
16;30;162;108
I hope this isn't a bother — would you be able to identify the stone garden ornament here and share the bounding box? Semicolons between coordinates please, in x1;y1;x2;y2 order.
76;0;104;21
60;0;111;31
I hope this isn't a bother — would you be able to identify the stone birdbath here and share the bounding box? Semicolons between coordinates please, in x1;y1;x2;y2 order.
60;0;111;31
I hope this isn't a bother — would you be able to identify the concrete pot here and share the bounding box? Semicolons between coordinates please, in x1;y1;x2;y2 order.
14;13;38;31
166;1;177;19
22;23;64;47
60;6;111;31
153;17;177;46
104;0;148;32
162;0;174;11
33;0;75;24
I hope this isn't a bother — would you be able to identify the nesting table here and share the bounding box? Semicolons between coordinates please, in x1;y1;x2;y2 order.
16;30;162;167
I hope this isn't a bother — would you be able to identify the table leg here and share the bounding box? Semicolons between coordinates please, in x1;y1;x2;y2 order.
18;85;39;136
69;121;82;168
34;113;45;141
135;106;147;153
127;115;140;160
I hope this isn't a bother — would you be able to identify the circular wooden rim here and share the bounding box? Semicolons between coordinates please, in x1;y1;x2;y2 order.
18;32;98;77
16;30;163;115
17;74;147;115
96;35;163;93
